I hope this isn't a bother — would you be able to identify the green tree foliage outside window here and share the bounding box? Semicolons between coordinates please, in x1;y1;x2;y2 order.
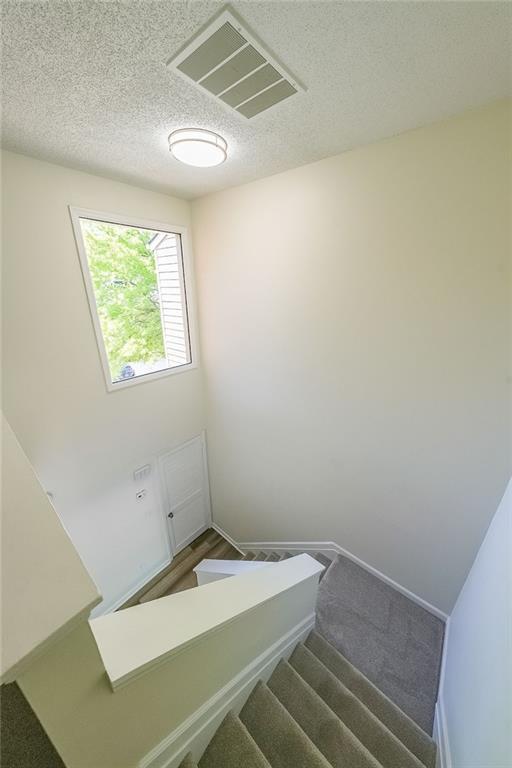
82;221;165;379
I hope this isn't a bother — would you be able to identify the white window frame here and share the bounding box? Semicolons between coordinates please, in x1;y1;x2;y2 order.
69;206;198;392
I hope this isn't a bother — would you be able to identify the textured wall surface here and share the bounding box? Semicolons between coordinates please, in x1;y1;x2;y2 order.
1;2;510;198
193;101;511;614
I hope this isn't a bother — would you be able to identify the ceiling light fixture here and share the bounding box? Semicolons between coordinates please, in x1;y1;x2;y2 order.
168;128;227;167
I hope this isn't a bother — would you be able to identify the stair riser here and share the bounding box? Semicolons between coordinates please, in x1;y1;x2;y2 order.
305;632;436;768
290;646;426;768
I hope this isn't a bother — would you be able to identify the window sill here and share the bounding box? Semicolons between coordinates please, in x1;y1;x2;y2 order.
105;360;198;393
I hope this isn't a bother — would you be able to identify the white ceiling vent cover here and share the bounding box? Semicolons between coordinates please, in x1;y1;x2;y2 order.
167;7;305;119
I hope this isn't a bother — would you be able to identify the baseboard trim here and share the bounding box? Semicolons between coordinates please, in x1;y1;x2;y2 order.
434;698;452;768
95;556;171;616
138;612;315;768
437;616;451;708
211;522;245;556
434;616;452;768
220;531;448;621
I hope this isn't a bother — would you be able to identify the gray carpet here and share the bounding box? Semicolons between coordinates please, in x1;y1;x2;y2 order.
2;552;443;768
183;629;437;768
315;554;445;734
0;682;65;768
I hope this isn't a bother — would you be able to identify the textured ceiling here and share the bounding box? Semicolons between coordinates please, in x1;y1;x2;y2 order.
2;1;511;200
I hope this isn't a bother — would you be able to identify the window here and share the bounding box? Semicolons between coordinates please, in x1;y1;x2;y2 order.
70;208;194;390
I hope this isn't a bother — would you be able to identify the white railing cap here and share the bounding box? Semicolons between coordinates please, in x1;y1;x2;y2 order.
193;558;272;576
89;554;323;690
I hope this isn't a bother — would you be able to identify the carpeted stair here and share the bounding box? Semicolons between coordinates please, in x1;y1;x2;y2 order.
242;549;332;576
178;630;436;768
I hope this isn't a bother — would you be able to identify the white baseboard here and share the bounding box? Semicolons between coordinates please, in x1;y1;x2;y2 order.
211;522;245;556
436;617;451;708
433;616;452;768
138;612;315;768
434;698;452;768
94;556;171;616
217;528;448;621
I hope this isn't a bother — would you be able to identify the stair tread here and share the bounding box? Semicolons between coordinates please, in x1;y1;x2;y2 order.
179;754;198;768
207;540;239;559
204;530;222;547
139;540;213;603
290;644;426;768
166;570;198;595
268;659;384;768
254;551;267;561
199;712;270;768
313;553;332;578
240;680;331;768
306;631;436;768
265;553;279;561
243;552;256;560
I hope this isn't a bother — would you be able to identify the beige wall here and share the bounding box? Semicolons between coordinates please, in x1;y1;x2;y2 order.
19;574;317;767
1;152;205;612
192;100;512;614
1;415;100;681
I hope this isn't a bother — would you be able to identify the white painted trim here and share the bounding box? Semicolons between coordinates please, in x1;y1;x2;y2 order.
200;431;213;531
433;616;452;768
434;698;452;768
436;616;451;711
210;522;245;556
193;559;271;576
93;556;172;616
202;431;215;534
194;558;271;585
224;535;448;621
68;206;199;393
138;612;315;768
157;450;178;558
90;555;322;690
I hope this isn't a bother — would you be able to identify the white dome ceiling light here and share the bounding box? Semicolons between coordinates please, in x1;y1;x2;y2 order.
168;128;227;167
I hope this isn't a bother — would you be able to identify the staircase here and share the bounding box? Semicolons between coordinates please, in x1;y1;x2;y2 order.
178;630;436;768
241;549;332;576
5;436;441;768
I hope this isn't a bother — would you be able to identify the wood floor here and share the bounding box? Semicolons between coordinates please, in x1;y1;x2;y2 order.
119;528;242;609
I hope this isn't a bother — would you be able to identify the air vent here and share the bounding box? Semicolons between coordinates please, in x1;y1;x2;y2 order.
167;8;305;119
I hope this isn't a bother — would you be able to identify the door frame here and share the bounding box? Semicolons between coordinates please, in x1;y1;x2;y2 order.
157;431;212;558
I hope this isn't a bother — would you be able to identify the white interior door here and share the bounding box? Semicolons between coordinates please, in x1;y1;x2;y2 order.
159;434;211;554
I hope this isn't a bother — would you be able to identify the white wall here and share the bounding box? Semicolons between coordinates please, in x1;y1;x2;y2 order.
1;151;205;613
192;100;511;614
439;478;511;768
